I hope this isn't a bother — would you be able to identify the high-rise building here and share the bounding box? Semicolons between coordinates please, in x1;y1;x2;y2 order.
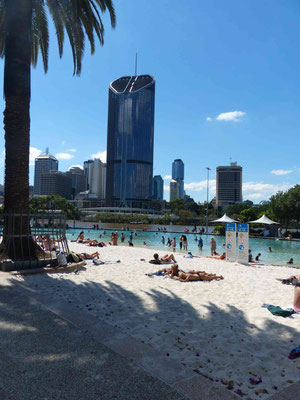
40;171;72;200
83;159;106;198
106;74;155;208
90;159;106;198
152;175;164;201
66;167;87;199
216;162;242;209
171;159;184;199
170;179;180;202
34;153;58;195
83;160;94;190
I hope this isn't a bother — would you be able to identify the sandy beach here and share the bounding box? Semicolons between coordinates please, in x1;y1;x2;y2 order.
12;242;300;399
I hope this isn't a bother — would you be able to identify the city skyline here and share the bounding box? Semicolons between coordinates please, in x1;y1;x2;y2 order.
2;0;299;203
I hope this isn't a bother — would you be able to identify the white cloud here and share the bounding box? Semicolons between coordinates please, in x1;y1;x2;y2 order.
164;185;170;192
55;152;74;160
66;148;77;153
216;111;246;122
61;140;66;145
185;180;216;192
206;117;212;121
243;182;291;200
29;146;42;165
91;150;107;163
270;169;293;176
69;164;83;170
164;175;172;180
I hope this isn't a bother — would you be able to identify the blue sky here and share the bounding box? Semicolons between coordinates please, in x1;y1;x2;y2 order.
1;0;300;202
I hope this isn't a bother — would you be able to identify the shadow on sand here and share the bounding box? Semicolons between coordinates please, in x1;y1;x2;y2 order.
0;269;299;399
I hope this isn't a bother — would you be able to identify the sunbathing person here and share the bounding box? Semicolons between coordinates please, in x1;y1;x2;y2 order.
170;264;224;282
281;275;300;313
149;253;176;264
80;252;100;260
207;252;226;260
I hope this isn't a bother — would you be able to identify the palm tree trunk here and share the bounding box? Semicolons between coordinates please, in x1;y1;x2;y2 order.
2;0;35;260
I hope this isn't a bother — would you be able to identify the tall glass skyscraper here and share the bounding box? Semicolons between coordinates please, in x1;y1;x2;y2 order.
106;75;155;208
171;159;184;199
152;175;164;201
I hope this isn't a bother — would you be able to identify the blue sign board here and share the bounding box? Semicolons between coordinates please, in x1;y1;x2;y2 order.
238;223;248;233
226;223;236;232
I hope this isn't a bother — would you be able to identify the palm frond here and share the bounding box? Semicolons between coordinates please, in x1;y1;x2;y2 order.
33;0;49;72
1;0;116;75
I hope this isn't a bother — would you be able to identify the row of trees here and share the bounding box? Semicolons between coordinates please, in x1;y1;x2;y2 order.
168;185;300;229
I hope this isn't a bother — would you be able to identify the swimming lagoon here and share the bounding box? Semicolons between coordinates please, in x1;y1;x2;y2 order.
66;229;300;267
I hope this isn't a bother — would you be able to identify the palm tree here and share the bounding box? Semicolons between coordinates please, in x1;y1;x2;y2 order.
0;0;115;260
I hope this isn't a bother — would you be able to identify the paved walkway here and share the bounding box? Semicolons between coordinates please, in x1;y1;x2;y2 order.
0;275;186;400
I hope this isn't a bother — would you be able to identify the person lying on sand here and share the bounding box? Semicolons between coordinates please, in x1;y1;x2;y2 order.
170;264;224;282
80;252;100;260
149;253;176;264
206;252;226;260
280;275;300;313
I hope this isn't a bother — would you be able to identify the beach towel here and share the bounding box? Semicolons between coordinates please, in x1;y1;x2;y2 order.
266;305;295;318
288;345;300;359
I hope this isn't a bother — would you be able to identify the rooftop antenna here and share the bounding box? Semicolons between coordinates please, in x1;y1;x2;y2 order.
135;53;138;76
46;147;49;155
230;157;232;164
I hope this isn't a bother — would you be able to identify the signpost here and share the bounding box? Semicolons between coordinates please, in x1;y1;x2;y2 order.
237;223;249;264
225;223;236;262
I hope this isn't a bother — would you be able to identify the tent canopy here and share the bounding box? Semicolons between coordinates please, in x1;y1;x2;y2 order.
248;214;279;225
212;214;238;223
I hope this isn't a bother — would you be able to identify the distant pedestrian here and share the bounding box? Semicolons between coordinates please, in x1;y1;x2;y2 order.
210;237;216;256
179;235;183;250
129;232;134;246
172;237;176;252
198;236;203;249
182;235;188;250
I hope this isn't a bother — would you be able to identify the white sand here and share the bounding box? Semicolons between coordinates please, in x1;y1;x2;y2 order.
13;242;300;399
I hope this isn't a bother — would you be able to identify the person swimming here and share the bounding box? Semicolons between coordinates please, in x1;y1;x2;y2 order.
287;258;294;264
255;253;261;261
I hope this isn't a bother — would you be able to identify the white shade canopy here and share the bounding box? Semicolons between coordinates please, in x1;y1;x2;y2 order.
248;214;279;225
212;214;238;223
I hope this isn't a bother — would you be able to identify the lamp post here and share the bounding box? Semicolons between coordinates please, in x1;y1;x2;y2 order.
205;167;211;234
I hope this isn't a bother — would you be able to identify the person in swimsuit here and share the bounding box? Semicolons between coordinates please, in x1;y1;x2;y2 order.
170;264;224;282
80;251;100;259
149;253;176;264
282;275;300;312
207;252;225;260
210;237;216;256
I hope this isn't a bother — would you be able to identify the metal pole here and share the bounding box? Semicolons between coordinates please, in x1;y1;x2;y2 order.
205;167;211;234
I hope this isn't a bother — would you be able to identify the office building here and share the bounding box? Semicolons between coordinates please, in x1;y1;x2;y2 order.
152;175;164;201
34;153;58;195
171;159;184;199
83;160;94;190
90;159;106;198
40;171;72;200
84;159;106;198
170;179;180;202
66;167;87;199
106;74;155;208
216;162;242;209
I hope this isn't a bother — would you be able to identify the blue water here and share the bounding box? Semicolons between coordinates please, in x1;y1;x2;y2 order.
66;229;300;266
